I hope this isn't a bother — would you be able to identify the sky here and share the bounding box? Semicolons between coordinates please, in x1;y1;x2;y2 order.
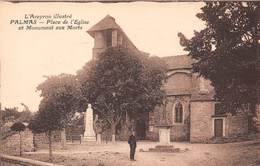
0;2;205;112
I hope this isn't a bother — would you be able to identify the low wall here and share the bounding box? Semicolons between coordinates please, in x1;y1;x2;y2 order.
34;131;62;149
2;129;34;155
226;114;249;139
0;154;63;166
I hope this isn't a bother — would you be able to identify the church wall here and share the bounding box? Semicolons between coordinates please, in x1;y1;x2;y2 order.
226;114;248;138
147;126;159;141
93;31;106;59
94;31;106;48
191;74;215;100
170;125;190;141
190;101;215;143
92;29;139;60
165;73;192;94
148;95;191;141
112;30;117;47
168;96;190;141
147;106;160;141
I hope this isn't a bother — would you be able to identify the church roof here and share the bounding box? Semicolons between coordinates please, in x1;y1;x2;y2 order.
162;55;195;70
87;15;121;37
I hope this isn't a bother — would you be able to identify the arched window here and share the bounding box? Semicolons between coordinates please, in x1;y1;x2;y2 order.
175;102;183;123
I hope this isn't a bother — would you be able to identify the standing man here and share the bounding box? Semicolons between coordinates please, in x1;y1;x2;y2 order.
128;131;137;161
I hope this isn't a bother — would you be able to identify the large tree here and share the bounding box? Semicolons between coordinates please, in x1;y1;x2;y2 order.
36;74;81;118
179;2;259;114
77;47;167;142
29;73;79;161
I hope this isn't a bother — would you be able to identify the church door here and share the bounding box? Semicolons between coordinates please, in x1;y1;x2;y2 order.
214;119;223;137
136;119;146;140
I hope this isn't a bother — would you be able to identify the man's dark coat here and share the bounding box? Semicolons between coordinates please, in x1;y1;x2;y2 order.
128;134;137;160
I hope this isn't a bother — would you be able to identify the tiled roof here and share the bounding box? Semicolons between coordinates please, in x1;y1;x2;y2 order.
162;55;195;70
87;15;121;37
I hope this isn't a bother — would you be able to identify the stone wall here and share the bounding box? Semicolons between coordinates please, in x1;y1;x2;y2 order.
34;131;61;149
2;128;34;155
165;73;192;93
226;114;249;138
190;74;215;101
147;126;159;141
92;28;139;60
190;101;215;143
93;31;106;59
0;154;63;166
149;95;190;141
168;96;190;141
170;125;189;141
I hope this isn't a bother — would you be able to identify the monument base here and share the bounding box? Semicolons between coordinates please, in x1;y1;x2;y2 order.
155;124;172;145
159;128;170;145
148;145;180;153
83;135;96;142
148;124;179;152
97;134;101;144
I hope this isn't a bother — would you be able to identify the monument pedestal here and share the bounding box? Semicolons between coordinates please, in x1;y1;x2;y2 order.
82;136;96;142
159;126;171;145
83;104;96;142
149;124;180;153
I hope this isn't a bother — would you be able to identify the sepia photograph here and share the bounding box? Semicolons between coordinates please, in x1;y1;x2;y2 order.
0;1;259;166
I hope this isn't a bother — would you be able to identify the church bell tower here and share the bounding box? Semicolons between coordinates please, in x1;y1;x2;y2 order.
87;15;140;60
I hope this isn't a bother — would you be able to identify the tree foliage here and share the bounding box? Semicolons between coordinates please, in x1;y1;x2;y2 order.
10;122;26;132
1;106;32;123
2;107;20;121
29;73;80;133
179;2;259;113
77;47;167;136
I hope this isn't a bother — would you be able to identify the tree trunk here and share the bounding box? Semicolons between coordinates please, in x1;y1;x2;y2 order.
111;122;116;143
19;131;22;156
32;134;36;151
126;111;129;125
125;111;131;139
256;103;260;133
254;7;260;134
61;128;66;149
48;131;53;162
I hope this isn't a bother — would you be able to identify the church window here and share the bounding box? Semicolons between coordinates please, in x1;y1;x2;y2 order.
175;102;183;123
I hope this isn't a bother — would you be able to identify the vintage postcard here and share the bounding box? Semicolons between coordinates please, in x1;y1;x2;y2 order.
0;1;259;166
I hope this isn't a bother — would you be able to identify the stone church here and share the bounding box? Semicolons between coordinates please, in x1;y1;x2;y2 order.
87;15;249;143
